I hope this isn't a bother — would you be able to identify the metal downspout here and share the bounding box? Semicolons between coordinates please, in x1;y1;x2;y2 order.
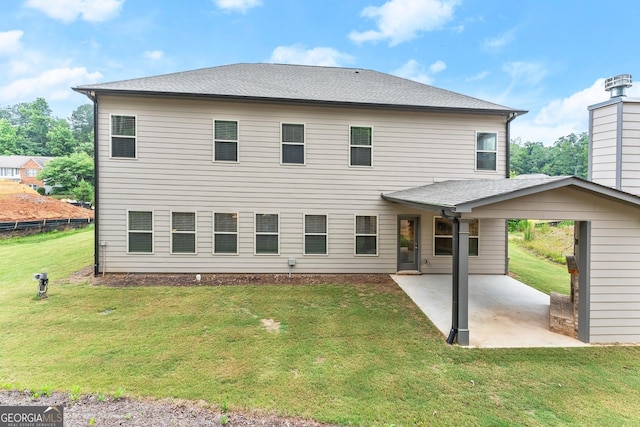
84;91;100;276
504;112;518;274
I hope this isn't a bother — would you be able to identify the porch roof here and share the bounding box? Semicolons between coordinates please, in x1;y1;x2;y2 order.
381;175;640;213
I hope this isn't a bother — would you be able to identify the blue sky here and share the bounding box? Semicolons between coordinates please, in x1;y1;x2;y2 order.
2;0;640;144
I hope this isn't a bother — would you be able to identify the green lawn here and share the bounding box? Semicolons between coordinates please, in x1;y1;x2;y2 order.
508;238;571;295
1;228;640;426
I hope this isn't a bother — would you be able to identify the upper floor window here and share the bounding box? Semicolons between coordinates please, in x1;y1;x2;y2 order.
128;210;153;253
214;213;238;254
355;215;378;255
214;120;238;162
111;115;136;158
434;217;479;256
476;132;497;171
26;168;38;177
281;123;304;164
171;211;196;254
304;214;328;255
350;126;372;167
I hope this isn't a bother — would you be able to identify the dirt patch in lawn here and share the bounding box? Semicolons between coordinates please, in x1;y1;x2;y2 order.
0;390;339;427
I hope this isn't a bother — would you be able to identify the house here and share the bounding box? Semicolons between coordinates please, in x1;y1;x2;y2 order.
73;64;640;345
0;155;53;191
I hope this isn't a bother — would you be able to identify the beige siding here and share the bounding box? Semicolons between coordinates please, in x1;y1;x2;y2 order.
621;102;640;196
97;95;509;274
591;104;619;188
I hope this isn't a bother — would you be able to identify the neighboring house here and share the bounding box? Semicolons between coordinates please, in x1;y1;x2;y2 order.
73;65;640;345
0;155;54;191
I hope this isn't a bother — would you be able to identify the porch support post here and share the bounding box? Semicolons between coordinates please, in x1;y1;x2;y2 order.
456;219;471;346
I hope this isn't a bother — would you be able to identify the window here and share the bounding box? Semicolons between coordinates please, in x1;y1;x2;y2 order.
26;168;38;177
476;132;497;171
281;123;304;164
304;214;328;255
255;214;279;254
355;215;377;255
214;213;238;254
171;212;196;254
350;126;372;167
434;217;479;256
128;211;153;253
111;115;136;158
0;168;19;177
214;120;238;162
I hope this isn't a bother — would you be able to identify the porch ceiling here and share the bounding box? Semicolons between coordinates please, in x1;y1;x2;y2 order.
381;176;640;214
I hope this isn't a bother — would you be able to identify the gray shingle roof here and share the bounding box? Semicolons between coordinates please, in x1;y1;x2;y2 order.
382;176;640;213
0;155;53;168
73;63;526;114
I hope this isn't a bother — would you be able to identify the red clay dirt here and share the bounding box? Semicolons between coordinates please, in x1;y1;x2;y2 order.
0;193;94;222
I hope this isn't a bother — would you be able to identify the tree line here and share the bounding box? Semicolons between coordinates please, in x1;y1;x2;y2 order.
510;132;588;178
0;98;94;202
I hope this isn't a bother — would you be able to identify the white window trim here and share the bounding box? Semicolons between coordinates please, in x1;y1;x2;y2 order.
254;213;280;255
349;125;373;168
303;213;329;256
170;211;197;255
213;212;239;255
110;114;138;159
432;216;480;257
475;131;498;172
280;122;306;166
213;119;240;163
126;210;154;254
26;168;38;177
354;214;378;256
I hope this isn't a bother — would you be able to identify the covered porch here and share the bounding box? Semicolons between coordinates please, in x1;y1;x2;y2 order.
383;175;640;346
392;274;587;348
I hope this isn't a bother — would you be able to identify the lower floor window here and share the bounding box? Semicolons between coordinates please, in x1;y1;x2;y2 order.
304;214;327;255
434;217;479;256
172;212;196;253
255;213;279;254
355;215;377;255
214;213;238;254
128;211;153;253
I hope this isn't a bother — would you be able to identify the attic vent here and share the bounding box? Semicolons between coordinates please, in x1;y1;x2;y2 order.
604;74;632;98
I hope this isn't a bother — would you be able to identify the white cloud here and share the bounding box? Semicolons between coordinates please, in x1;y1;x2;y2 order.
502;61;547;86
214;0;261;13
269;45;355;67
0;67;103;102
349;0;460;46
392;59;446;85
143;50;164;60
483;30;514;51
466;70;490;82
25;0;124;23
0;30;24;56
510;78;640;145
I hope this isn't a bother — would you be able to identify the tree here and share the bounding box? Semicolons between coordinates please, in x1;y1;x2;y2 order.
46;119;77;157
69;104;94;146
15;98;54;155
38;152;94;194
0;118;18;155
544;132;588;178
71;179;94;204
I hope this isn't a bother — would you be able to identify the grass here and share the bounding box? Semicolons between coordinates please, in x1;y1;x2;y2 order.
1;228;640;425
508;239;571;295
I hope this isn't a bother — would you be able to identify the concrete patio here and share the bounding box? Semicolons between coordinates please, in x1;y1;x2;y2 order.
391;274;588;348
